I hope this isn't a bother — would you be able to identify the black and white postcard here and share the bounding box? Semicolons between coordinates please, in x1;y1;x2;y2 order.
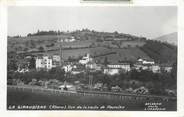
7;6;178;111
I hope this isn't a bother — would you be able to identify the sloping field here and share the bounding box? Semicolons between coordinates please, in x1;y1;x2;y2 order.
8;35;154;63
99;40;145;48
120;41;145;48
93;47;152;63
8;35;67;41
8;35;94;52
22;46;151;63
60;40;93;48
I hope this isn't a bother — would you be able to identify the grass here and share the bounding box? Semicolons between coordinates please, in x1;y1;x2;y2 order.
8;35;176;64
7;88;176;111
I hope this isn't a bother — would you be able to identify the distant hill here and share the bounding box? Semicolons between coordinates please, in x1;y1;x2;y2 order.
154;32;177;46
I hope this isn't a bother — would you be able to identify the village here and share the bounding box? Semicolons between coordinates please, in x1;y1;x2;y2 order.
11;40;174;96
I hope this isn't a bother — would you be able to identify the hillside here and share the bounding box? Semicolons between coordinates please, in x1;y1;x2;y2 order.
140;40;177;64
154;32;177;46
8;30;177;64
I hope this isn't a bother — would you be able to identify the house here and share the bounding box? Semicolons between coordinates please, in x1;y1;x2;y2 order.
137;58;155;65
58;81;76;92
107;63;131;72
36;56;53;70
150;64;161;73
79;53;93;65
71;64;85;75
52;55;60;61
16;67;29;73
161;66;172;72
134;63;161;73
134;63;146;70
36;55;61;70
62;64;73;72
52;55;61;67
85;61;101;71
16;57;32;73
103;62;131;75
59;36;76;42
93;82;103;90
111;85;122;92
164;66;172;72
160;64;173;72
104;68;119;75
133;86;149;94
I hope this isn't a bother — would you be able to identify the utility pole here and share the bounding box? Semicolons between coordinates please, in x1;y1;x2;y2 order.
57;31;62;67
89;74;93;90
59;39;62;67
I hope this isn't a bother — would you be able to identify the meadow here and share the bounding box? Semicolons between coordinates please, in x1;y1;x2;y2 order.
7;88;176;111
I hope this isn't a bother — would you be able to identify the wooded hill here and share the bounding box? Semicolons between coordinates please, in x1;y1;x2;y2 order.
8;30;177;64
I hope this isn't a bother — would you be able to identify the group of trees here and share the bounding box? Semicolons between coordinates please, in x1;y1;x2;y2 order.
140;40;177;64
7;64;177;96
7;51;19;71
7;51;36;71
27;30;64;37
8;67;65;84
25;29;147;43
94;69;176;95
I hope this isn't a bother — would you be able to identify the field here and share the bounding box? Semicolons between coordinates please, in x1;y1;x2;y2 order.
8;35;94;52
7;88;176;111
93;47;152;63
8;34;177;64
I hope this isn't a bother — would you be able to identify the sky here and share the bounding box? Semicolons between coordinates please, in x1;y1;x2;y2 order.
8;6;177;39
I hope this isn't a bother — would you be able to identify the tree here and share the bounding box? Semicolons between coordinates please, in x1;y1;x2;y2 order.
7;59;18;71
7;51;18;71
171;62;177;79
103;57;109;66
49;67;65;81
38;46;44;52
24;48;28;52
28;57;36;69
27;33;32;37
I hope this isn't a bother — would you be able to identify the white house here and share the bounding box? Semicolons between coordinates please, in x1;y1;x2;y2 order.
60;36;76;42
103;63;131;75
16;59;30;73
107;63;131;72
36;56;53;70
138;58;155;65
36;55;61;70
163;66;172;72
85;61;101;71
134;63;145;70
62;64;73;72
52;55;60;61
150;65;161;73
58;81;76;92
104;68;119;75
52;55;60;67
79;54;92;65
134;63;161;73
16;67;29;73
